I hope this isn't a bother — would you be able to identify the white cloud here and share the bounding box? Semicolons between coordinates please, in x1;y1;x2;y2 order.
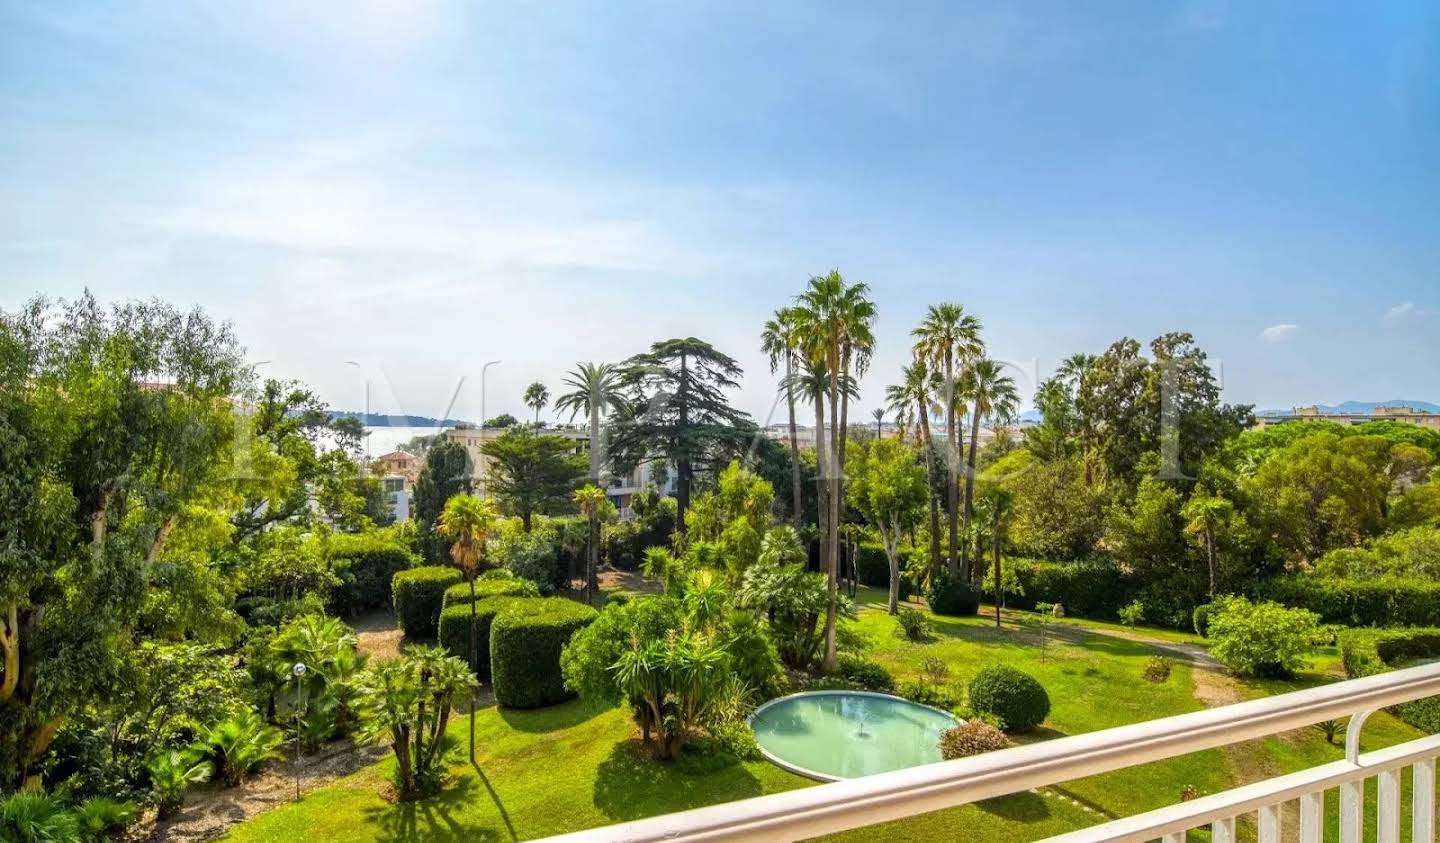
1386;302;1432;320
1260;323;1298;343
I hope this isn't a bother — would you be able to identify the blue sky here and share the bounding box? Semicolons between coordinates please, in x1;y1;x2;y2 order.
2;1;1437;423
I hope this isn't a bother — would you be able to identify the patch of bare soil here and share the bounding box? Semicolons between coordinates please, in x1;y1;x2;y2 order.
137;741;389;843
597;568;661;596
351;609;404;663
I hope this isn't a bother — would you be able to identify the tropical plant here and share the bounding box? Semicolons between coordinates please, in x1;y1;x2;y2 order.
145;749;213;818
761;307;807;529
355;646;477;801
912;302;985;579
574;484;610;603
197;710;284;786
523;381;549;426
888;360;944;572
961;359;1020;567
436;493;499;760
613;631;732;760
554;362;627;485
74;797;138;841
896;607;930;642
1182;493;1235;597
0;791;81;843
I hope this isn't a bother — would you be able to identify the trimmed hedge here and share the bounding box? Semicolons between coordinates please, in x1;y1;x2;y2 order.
1005;559;1137;620
441;576;539;609
392;567;462;639
491;598;598;709
1338;628;1440;732
1192;604;1214;638
438;597;526;681
329;538;418;617
1256;576;1440;628
927;573;980;617
968;664;1050;733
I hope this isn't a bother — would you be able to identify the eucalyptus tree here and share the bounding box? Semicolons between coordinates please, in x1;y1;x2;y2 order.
793;271;876;672
523;381;550;426
911;304;984;578
554;362;626;485
961;359;1020;572
608;338;753;536
0;294;246;789
886;360;943;571
761;307;806;529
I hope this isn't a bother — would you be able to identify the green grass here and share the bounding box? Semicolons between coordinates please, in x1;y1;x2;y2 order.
223;585;1436;843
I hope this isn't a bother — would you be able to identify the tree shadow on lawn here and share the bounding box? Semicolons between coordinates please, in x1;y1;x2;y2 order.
363;776;502;843
592;740;765;822
498;698;608;733
975;788;1053;822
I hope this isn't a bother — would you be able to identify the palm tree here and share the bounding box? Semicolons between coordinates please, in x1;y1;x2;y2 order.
1182;493;1234;597
523;381;549;426
554;363;626;485
870;408;884;438
961;359;1020;578
793;270;875;673
887;360;943;573
762;307;806;529
911;304;984;579
436;492;498;763
1059;352;1097;485
978;486;1014;628
574;484;609;604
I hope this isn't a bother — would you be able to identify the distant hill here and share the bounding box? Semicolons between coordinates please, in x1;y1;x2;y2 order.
1256;400;1439;417
330;411;473;427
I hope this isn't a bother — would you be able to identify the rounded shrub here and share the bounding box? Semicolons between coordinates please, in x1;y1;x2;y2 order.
491;598;599;709
1192;603;1214;638
967;664;1050;733
441;576;539;609
939;721;1010;759
927;573;980;617
438;596;526;681
392;567;462;639
837;654;895;693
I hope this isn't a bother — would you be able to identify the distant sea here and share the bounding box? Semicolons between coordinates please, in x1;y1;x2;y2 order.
361;425;448;456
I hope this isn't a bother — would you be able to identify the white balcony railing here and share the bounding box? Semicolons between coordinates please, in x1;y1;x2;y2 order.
539;662;1440;843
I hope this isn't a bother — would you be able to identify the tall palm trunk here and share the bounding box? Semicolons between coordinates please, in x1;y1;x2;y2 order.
964;408;983;583
944;355;962;579
823;370;841;673
812;390;833;671
785;357;803;530
993;532;1003;628
917;402;941;576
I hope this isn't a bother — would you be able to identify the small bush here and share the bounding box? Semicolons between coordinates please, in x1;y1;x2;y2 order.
1119;600;1145;627
491;598;598;709
197;710;284;786
896;607;931;642
927;573;980;617
1208;596;1319;678
707;720;763;762
1192;604;1213;638
919;656;950;686
441;576;539;609
837;655;895;693
392;567;462;639
938;721;1010;759
1315;719;1342;745
76;797;138;840
1143;656;1173;683
0;793;80;843
898;678;961;711
493;528;566;593
968;664;1050;733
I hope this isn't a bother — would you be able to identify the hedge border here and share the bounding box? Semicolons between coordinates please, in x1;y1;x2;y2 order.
491;598;598;709
1338;627;1440;733
442;576;539;609
392;566;462;639
438;596;527;681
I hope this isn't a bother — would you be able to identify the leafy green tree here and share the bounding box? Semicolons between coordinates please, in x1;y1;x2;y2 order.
411;440;472;564
0;295;244;789
1246;432;1385;562
845;439;927;614
610;339;754;536
483;413;518;429
523;381;549;426
355;646;476;801
911;303;984;579
986;452;1103;560
684;461;775;580
480;428;585;531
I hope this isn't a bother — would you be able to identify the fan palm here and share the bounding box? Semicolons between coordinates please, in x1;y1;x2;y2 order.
911;303;984;578
574;484;609;604
961;358;1020;572
554;362;627;484
1059;352;1098;485
762;307;806;528
436;492;498;761
198;710;283;786
523;381;549;426
886;360;944;571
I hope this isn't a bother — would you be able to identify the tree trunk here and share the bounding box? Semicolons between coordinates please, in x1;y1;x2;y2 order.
918;402;941;578
786;357;804;530
587;516;600;601
885;529;900;615
1206;525;1217;597
993;533;1003;628
521;511;532;533
813;394;829;572
965;409;983;585
944;358;961;579
468;579;478;763
0;605;17;702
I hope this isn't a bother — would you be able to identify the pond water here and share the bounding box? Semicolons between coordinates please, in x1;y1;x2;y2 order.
749;691;959;781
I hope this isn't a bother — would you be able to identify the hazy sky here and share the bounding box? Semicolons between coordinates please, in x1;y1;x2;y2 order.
2;1;1437;424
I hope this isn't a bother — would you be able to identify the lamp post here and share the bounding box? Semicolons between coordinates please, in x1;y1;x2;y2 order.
478;359;502;498
291;662;307;802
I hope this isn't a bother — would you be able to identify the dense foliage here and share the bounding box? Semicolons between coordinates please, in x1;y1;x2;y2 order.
1207;597;1319;677
490;599;598;709
967;665;1050;733
392;567;463;639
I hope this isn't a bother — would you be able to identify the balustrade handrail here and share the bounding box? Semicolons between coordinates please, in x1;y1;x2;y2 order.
537;661;1440;843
